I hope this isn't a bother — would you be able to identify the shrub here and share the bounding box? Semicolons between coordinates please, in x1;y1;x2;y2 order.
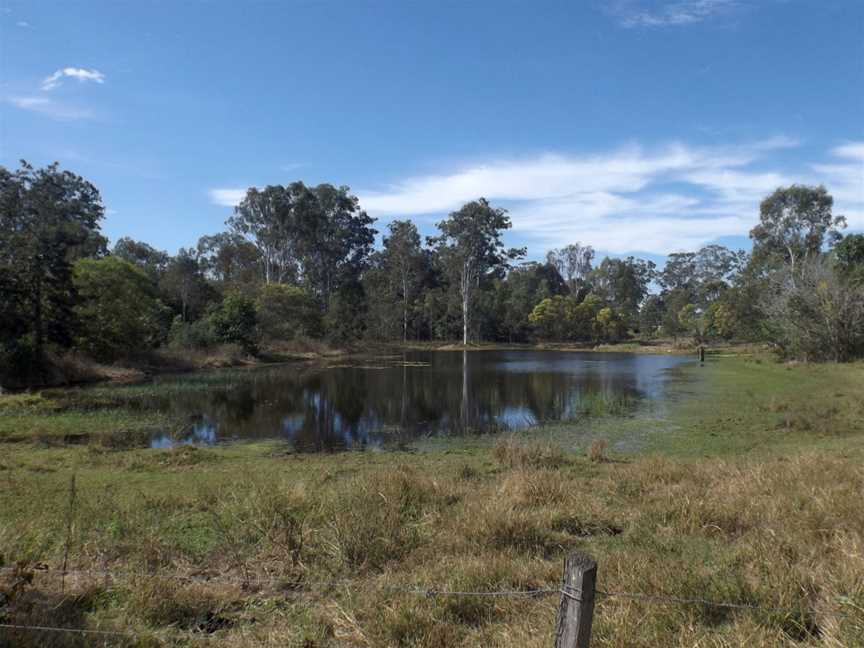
256;283;322;341
208;292;258;353
167;316;218;349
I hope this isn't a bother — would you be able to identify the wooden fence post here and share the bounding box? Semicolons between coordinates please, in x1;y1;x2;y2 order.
554;552;597;648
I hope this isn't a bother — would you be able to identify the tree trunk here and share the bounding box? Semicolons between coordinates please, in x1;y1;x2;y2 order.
402;274;408;343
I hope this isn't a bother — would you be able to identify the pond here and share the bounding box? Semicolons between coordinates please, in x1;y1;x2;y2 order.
149;350;691;451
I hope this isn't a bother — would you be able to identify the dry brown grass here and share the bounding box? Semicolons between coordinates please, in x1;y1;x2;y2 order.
1;446;862;647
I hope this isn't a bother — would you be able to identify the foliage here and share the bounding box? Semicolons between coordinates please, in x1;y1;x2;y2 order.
589;256;655;328
2;162;862;384
428;199;525;344
528;293;623;342
256;283;322;340
834;233;864;283
208;292;259;353
545;243;594;294
167;316;218;349
0;161;105;381
750;184;846;276
73;257;170;361
363;220;430;341
112;237;170;281
762;257;864;361
196;232;260;285
158;249;215;322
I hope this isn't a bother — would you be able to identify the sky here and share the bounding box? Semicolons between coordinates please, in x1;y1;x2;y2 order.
1;0;863;265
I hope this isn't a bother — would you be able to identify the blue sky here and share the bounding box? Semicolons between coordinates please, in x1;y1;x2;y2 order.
1;0;862;263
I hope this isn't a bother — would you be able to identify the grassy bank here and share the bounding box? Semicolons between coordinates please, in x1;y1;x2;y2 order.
1;359;862;647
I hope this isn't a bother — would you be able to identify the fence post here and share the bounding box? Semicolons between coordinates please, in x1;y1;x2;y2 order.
554;552;597;648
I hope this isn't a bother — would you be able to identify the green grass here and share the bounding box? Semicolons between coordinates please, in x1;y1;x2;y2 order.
1;357;863;646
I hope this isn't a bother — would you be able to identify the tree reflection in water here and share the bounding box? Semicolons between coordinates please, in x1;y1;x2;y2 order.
148;351;689;451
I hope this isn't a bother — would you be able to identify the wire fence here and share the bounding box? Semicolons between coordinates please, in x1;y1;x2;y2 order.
1;562;860;644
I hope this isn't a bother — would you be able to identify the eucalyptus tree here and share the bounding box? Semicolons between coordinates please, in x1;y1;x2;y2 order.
113;237;170;281
195;232;261;285
546;242;594;294
750;185;845;279
159;248;213;322
296;183;376;312
428;199;525;345
364;220;428;341
228;184;310;284
590;256;656;328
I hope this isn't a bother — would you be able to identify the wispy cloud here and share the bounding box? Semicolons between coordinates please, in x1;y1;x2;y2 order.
354;138;861;255
812;142;864;230
41;67;106;91
209;139;862;255
7;95;94;120
610;0;738;28
209;188;248;207
16;20;30;28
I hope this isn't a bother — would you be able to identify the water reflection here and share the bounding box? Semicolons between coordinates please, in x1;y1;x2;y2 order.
148;351;688;451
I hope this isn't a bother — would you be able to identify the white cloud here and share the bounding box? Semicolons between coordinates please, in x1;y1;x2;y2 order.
7;95;94;120
812;141;864;230
41;67;106;91
831;142;864;161
612;0;738;28
209;188;247;207
16;20;30;27
209;138;862;255
353;138;864;255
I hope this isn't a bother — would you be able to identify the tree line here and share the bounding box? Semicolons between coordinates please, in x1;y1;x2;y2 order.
1;160;862;386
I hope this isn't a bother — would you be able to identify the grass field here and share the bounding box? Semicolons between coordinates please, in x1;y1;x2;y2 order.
1;356;862;647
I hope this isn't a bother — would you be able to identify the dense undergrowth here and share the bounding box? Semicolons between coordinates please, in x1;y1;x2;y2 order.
1;358;863;647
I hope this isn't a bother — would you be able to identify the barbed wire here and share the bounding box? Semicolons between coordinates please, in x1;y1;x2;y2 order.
0;622;138;638
2;566;859;641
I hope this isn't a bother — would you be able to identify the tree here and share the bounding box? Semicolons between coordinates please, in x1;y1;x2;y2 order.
428;199;525;344
256;283;321;340
750;185;845;279
546;243;594;294
196;232;260;285
762;257;864;361
369;220;427;341
159;249;213;322
73;257;169;361
639;295;665;338
528;295;568;340
228;184;307;284
590;256;655;328
295;183;376;311
677;303;707;343
0;161;105;374
493;262;566;342
834;233;864;283
113;237;169;281
658;252;697;292
209;292;259;353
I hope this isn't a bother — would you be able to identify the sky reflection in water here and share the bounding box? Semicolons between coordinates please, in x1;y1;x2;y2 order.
149;351;689;451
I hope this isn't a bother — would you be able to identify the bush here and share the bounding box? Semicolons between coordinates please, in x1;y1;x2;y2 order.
208;292;258;353
763;258;864;361
0;335;40;388
167;316;218;349
256;283;322;341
